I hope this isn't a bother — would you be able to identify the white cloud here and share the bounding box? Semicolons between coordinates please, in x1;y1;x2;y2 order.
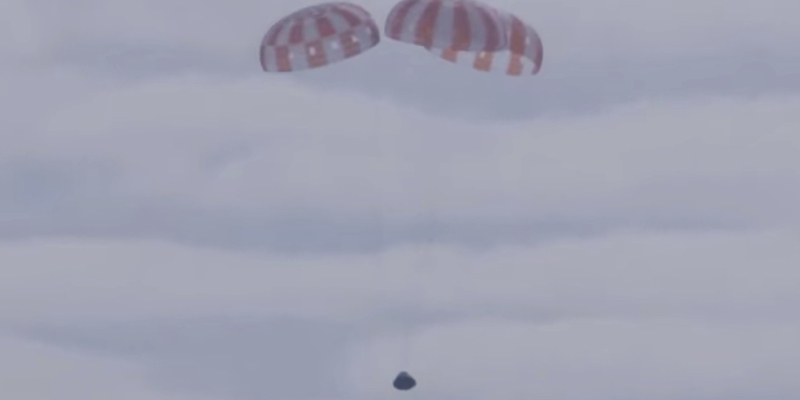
9;0;800;69
0;334;208;399
347;317;800;399
31;74;800;224
3;0;799;398
0;0;45;61
506;0;800;59
1;228;798;323
0;66;112;143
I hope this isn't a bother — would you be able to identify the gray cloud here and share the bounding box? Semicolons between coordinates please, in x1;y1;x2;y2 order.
0;333;200;399
17;317;355;400
42;29;800;121
3;0;800;398
290;45;800;120
0;149;762;253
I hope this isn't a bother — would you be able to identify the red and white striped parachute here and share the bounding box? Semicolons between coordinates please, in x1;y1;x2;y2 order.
385;0;543;75
385;0;508;53
260;2;381;72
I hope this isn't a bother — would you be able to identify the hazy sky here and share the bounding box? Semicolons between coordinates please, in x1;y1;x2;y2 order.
2;0;800;399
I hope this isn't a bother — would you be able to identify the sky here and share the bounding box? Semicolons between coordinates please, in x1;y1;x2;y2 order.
2;0;800;398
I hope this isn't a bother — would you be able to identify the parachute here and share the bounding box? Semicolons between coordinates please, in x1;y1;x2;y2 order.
385;0;508;52
255;1;545;392
259;2;381;72
384;0;543;75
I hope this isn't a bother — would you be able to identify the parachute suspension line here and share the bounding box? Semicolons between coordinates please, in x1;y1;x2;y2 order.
399;110;418;370
401;117;443;372
372;95;392;369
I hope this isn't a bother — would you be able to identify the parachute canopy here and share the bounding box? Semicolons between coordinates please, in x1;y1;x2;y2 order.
385;0;508;52
385;0;543;75
393;371;416;390
260;2;380;72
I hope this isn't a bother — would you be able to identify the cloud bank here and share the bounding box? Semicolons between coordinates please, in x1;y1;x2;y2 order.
2;0;799;398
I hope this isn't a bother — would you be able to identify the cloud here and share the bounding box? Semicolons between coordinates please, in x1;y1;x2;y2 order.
6;227;800;399
0;333;207;399
1;70;797;251
18;0;800;65
8;0;799;120
30;76;800;226
3;0;800;398
347;317;800;399
20;317;358;400
0;0;45;61
2;228;799;323
6;23;797;250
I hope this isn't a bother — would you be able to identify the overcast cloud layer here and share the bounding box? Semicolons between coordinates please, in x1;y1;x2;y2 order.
2;0;800;399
